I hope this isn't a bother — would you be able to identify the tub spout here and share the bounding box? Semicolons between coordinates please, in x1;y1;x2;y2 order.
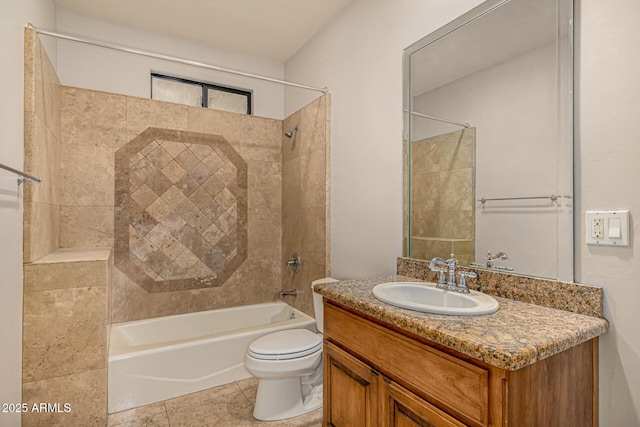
279;289;300;299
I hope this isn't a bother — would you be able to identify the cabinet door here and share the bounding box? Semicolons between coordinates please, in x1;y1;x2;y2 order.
381;378;467;427
324;341;379;427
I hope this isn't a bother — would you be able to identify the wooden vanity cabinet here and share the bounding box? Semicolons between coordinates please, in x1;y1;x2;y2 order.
322;300;598;427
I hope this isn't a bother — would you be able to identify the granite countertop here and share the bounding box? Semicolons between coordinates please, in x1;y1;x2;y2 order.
314;275;609;371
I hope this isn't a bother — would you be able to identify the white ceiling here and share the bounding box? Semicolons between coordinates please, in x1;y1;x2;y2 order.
54;0;352;61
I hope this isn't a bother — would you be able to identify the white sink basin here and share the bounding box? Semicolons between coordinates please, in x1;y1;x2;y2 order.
372;282;499;316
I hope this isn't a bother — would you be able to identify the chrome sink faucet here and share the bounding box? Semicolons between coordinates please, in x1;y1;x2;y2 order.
484;250;509;268
428;253;477;294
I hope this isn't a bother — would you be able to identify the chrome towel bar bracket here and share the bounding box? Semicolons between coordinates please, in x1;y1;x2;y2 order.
0;162;42;185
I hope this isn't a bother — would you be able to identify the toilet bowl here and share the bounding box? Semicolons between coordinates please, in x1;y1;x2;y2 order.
244;277;338;421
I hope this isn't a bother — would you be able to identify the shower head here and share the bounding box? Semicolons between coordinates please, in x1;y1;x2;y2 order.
284;124;299;139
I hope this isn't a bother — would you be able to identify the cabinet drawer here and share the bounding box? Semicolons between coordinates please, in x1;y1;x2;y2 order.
325;302;489;427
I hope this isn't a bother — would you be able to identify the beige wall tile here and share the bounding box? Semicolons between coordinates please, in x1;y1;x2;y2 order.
24;259;109;292
300;95;327;157
300;150;326;208
24;113;61;206
247;206;281;259
23;286;108;382
61;86;127;150
22;369;107;427
412;128;474;174
282;157;301;213
281;96;330;307
282;110;301;162
33;34;61;139
33;247;112;263
114;271;191;322
24;28;36;114
187;107;242;152
247;160;281;211
409;128;474;245
412;168;473;212
110;267;128;323
127;97;188;139
61;143;114;206
282;206;303;259
23;201;59;263
23;284;108;330
409;238;474;263
23;320;107;383
301;206;327;266
187;256;281;315
23;32;62;263
412;209;474;240
60;206;114;248
240;116;282;162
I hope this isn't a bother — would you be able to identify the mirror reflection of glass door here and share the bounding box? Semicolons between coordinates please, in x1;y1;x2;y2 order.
404;0;573;281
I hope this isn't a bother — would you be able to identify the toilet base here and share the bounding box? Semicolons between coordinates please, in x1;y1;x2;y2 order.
252;377;323;421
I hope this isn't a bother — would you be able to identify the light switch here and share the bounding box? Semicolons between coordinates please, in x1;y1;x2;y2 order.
608;218;621;238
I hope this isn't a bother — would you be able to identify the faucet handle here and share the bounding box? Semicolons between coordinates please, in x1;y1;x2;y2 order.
431;266;447;285
457;271;478;293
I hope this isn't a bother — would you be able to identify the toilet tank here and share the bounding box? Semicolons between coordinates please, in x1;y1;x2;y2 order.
311;278;338;333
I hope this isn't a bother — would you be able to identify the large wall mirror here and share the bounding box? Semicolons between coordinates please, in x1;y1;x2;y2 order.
403;0;573;281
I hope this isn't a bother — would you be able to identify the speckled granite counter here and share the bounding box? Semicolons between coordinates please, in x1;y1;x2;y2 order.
314;275;609;371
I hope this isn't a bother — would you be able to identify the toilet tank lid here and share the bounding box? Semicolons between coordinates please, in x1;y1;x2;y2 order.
311;277;338;288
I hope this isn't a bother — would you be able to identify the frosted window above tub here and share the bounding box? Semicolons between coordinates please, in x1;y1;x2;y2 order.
151;73;252;114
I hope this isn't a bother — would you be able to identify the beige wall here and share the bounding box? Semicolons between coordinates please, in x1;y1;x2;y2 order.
281;95;331;316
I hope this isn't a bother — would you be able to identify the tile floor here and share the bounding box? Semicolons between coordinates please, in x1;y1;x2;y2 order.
107;377;322;427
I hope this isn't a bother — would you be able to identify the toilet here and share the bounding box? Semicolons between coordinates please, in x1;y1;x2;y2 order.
245;277;338;421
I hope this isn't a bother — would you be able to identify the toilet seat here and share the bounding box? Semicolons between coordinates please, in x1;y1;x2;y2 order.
248;329;322;360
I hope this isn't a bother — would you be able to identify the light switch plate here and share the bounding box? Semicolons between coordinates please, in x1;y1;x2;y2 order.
586;210;630;246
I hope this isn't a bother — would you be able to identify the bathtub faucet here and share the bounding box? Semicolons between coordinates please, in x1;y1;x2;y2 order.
286;253;301;273
279;289;299;299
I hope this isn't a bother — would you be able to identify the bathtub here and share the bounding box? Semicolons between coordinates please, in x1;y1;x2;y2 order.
108;301;316;413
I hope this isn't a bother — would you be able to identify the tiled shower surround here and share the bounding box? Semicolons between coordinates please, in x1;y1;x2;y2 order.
57;89;330;322
52;86;330;321
406;128;475;265
23;28;329;424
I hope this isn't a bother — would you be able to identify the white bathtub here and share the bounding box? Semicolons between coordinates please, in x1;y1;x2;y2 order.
108;301;316;413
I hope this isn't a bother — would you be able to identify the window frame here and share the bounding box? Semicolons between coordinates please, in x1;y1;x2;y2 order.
151;73;253;114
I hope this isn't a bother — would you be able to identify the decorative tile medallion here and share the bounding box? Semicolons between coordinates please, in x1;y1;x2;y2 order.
115;128;247;292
